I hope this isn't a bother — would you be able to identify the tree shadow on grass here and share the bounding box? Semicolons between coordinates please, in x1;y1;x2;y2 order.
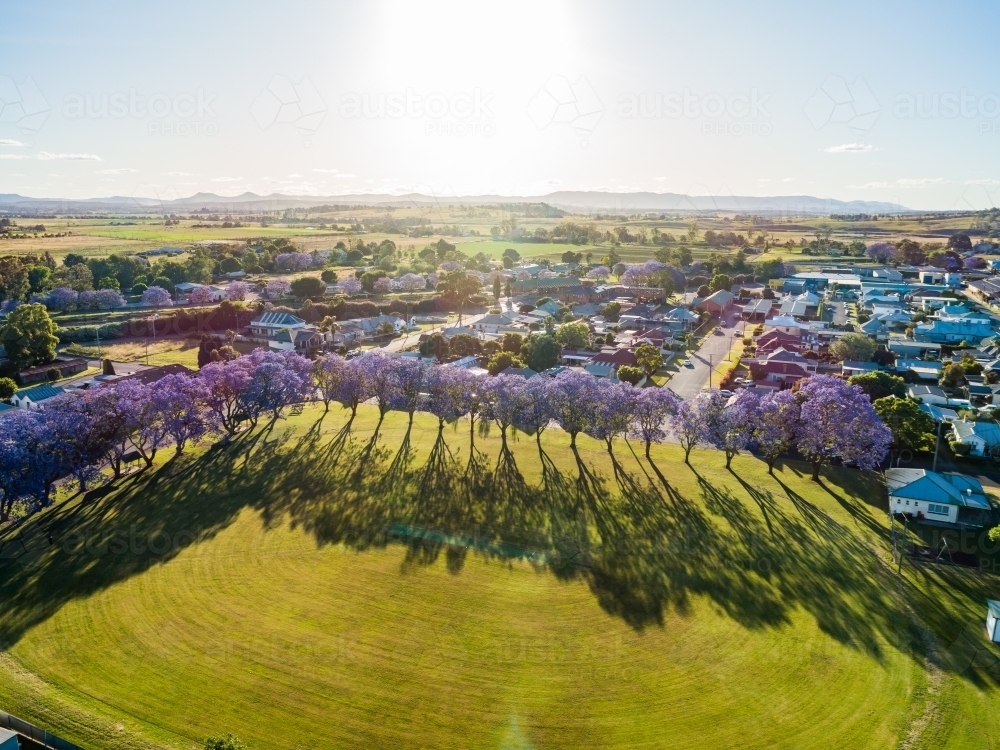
0;412;935;674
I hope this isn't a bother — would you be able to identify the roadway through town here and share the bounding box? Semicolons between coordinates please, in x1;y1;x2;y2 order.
666;311;747;399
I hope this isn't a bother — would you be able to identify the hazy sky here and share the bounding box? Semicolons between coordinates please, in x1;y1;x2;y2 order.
2;0;999;210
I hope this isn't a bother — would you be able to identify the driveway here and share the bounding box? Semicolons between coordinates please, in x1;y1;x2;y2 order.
667;312;747;399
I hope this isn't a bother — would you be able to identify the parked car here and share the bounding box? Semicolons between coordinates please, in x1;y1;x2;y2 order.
719;389;735;397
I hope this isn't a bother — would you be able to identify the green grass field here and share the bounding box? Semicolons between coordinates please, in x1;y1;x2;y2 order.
2;404;1000;749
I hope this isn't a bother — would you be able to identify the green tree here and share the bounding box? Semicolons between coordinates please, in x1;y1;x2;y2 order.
0;376;17;401
599;301;621;321
697;284;710;297
27;265;52;294
0;257;30;302
321;269;338;283
829;333;877;363
204;735;246;750
520;333;561;372
0;303;58;368
635;343;664;375
617;365;644;385
419;332;449;361
487;350;526;375
501;332;523;354
848;371;906;402
493;277;501;301
939;362;966;388
290;276;326;299
553;322;590;349
448;333;482;357
52;263;94;292
709;273;732;293
97;276;121;290
873;396;936;452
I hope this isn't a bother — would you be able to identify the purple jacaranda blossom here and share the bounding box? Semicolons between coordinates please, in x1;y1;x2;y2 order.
423;366;467;429
586;381;638;459
227;281;251;301
337;277;363;296
265;280;292;299
672;390;726;463
481;373;530;451
46;287;79;311
794;375;892;480
141;286;173;307
240;349;314;424
586;266;611;280
200;356;256;434
709;390;760;469
548;369;609;449
274;252;315;271
189;285;216;305
512;375;554;444
387;357;426;427
754;389;800;474
355;351;397;428
397;273;427;292
865;242;898;263
150;373;215;455
629;386;681;458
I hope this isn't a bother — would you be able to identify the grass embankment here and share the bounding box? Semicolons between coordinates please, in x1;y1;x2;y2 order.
1;405;1000;749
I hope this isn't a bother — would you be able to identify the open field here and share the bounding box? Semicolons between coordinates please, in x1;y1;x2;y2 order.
63;338;201;368
2;404;1000;749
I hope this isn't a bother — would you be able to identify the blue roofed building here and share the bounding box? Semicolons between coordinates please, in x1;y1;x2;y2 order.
10;383;65;411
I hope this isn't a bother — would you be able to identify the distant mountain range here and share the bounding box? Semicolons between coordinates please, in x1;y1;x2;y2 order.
0;191;911;215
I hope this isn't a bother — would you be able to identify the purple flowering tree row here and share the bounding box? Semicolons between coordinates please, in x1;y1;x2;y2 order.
0;349;313;523
314;353;892;479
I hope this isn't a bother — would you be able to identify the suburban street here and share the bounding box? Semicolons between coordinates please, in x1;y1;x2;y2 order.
667;311;746;399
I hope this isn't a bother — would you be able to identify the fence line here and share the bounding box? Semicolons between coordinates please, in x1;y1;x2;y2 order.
0;709;82;750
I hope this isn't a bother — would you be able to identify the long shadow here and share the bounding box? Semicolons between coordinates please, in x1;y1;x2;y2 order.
0;411;941;676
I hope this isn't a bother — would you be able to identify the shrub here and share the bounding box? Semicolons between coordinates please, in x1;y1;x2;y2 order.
46;368;61;382
0;376;16;400
949;441;971;456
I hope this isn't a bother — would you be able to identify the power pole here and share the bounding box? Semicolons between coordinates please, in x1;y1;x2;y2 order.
932;419;943;472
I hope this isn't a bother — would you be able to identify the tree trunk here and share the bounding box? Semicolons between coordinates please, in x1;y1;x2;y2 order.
684;443;692;463
570;432;577;448
726;452;733;469
645;440;651;459
767;457;775;475
811;460;821;481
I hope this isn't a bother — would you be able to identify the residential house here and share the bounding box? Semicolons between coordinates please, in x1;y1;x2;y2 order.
250;312;308;339
969;278;1000;304
918;403;959;423
747;348;816;387
269;327;328;353
697;289;735;317
778;291;820;319
559;349;596;366
11;383;65;410
951;419;1000;457
914;319;994;344
841;361;879;377
584;349;637;380
886;468;993;527
663;307;700;331
756;329;802;354
908;385;949;405
895;359;942;381
888;339;941;359
503;366;539;379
